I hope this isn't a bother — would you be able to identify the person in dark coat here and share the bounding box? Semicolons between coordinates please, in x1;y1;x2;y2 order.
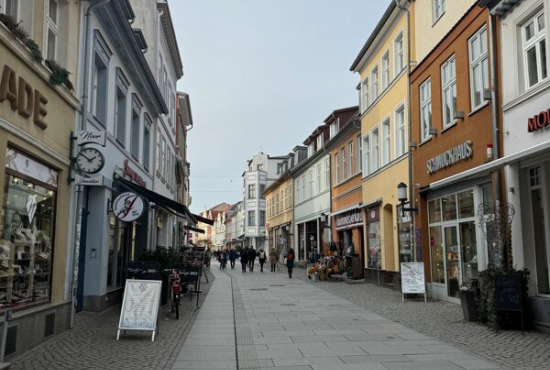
248;246;256;271
258;248;267;272
241;247;249;272
229;248;237;269
286;248;295;278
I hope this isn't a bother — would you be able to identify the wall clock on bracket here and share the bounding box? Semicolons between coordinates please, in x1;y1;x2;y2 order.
75;147;105;175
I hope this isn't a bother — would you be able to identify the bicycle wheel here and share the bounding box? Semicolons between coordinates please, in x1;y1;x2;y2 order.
175;295;180;320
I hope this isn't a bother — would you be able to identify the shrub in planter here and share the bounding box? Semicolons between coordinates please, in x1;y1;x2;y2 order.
0;13;28;41
45;59;74;91
25;39;43;63
478;266;530;329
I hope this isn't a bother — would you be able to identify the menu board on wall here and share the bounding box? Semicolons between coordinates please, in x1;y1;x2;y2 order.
117;279;161;341
401;262;427;301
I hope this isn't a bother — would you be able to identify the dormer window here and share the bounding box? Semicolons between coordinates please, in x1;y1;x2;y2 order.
308;143;315;157
330;120;339;139
317;135;323;150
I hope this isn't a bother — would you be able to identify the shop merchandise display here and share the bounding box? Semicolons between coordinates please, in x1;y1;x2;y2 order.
307;251;346;281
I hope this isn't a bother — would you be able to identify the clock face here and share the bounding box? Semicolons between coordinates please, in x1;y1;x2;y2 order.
76;147;105;174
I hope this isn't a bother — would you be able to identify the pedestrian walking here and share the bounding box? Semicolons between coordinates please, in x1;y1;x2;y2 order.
241;247;249;272
220;248;228;269
204;247;212;270
229;248;237;269
248;246;256;272
286;248;295;278
269;247;278;272
258;248;266;272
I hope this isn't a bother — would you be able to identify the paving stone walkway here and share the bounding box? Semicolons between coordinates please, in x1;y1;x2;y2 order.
172;265;508;370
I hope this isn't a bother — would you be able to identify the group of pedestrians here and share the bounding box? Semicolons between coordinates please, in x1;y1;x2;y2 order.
240;246;267;272
205;245;296;279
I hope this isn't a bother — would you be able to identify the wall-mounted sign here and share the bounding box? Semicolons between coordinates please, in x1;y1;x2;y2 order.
113;192;145;222
5;148;58;187
336;208;363;230
0;64;48;129
528;109;550;132
77;131;106;146
75;174;104;187
426;140;473;175
123;159;146;187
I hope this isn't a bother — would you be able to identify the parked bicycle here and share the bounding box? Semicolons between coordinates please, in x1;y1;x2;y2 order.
169;269;181;320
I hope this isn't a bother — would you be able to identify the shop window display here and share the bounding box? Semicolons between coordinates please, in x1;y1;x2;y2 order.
367;208;381;269
0;175;55;309
397;205;413;263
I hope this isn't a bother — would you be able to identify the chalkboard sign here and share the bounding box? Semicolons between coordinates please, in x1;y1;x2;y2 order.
495;274;522;312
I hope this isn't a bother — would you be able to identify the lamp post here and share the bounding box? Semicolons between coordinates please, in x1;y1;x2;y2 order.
397;182;418;262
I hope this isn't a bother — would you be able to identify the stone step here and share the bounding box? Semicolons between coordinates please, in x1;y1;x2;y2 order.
0;363;9;370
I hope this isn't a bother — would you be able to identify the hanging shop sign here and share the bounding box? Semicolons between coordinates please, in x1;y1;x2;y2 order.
77;131;107;146
426;140;473;175
74;174;104;187
335;209;363;230
5;148;58;187
528;109;550;132
122;159;147;187
0;64;48;129
113;192;145;222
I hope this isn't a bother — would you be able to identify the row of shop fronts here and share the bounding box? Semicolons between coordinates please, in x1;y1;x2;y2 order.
0;0;204;358
263;0;550;328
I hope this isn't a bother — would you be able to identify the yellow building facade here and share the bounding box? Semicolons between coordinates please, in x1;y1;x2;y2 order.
350;2;414;287
265;174;294;260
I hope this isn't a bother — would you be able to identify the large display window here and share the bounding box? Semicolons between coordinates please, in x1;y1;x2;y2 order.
428;188;482;298
366;208;381;269
0;149;57;310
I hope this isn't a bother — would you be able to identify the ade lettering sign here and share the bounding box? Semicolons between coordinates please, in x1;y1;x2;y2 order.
0;65;48;129
426;140;473;175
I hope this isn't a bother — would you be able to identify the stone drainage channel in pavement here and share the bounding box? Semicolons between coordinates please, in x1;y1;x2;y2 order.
170;264;509;370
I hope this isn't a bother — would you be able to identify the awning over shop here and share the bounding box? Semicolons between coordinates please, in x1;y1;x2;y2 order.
185;225;205;234
430;139;550;190
330;203;362;217
115;176;197;224
192;213;214;226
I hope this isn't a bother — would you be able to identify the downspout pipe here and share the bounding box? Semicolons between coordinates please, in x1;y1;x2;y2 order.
488;14;501;201
394;0;415;262
70;0;111;329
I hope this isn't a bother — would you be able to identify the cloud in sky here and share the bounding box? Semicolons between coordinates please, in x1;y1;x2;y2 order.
171;0;392;213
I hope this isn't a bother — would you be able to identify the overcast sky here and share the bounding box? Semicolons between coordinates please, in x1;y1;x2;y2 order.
171;0;391;214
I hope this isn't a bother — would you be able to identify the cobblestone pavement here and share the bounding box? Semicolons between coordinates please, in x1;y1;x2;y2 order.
294;269;550;370
8;270;214;370
223;265;506;370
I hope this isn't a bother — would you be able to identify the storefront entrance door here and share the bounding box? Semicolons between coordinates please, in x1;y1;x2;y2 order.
529;166;550;295
444;226;460;298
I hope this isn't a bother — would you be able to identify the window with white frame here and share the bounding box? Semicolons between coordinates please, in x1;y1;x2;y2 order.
363;135;370;176
248;210;256;226
276;193;279;214
382;50;390;91
115;87;127;147
317;135;323;150
371;66;379;102
156;128;161;174
330;120;339;139
441;55;457;128
420;79;432;142
143;115;151;171
248;184;256;199
340;147;345;181
325;158;330;189
317;164;321;193
394;31;404;76
301;174;305;200
356;134;362;173
372;127;379;172
381;118;391;166
395;104;406;158
361;78;370;112
309;170;314;197
91;32;110;125
45;0;59;61
433;0;445;23
296;178;300;203
523;10;547;89
469;26;489;110
166;151;172;188
161;136;166;178
130;95;142;160
348;141;353;176
2;0;19;21
335;153;339;183
308;143;315;157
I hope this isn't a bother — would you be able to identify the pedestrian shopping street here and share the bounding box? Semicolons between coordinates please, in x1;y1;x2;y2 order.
9;261;550;370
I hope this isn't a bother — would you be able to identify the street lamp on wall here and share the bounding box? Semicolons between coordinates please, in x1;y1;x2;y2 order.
397;182;418;217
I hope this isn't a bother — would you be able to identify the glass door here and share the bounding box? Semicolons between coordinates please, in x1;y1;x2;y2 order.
444;226;460;298
460;221;478;285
